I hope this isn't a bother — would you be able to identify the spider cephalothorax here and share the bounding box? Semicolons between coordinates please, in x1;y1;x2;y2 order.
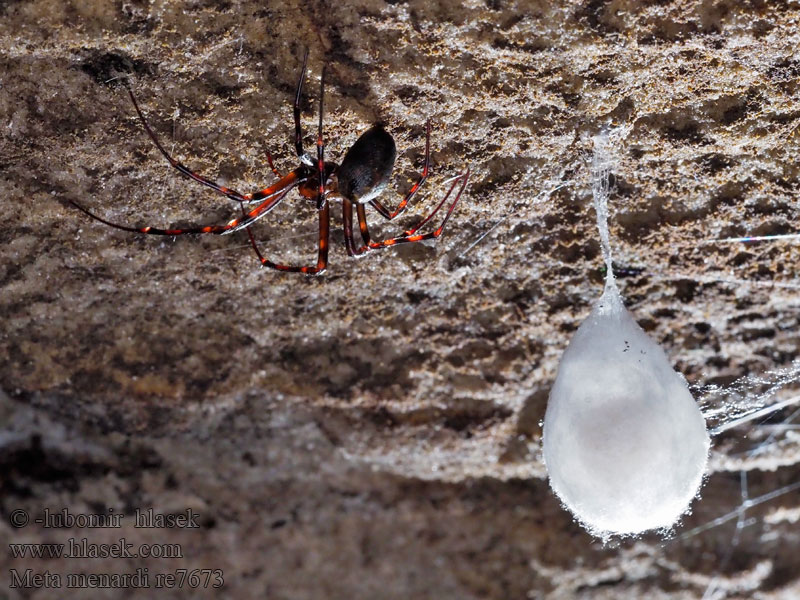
69;51;470;274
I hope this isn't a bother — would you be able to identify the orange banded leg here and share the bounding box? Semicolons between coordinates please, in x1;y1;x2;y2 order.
127;84;290;206
399;173;469;237
369;119;432;221
71;189;325;274
68;181;296;238
248;201;330;274
355;169;469;254
265;151;281;177
315;65;327;210
356;203;371;246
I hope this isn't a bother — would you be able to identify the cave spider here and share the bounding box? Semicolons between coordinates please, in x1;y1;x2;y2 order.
69;51;470;274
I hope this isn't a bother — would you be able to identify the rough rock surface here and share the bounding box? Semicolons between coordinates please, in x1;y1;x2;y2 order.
2;0;799;598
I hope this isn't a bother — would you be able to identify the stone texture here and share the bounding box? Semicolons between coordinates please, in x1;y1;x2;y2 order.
1;0;799;598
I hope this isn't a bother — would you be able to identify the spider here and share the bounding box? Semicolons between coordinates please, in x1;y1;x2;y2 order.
69;51;470;274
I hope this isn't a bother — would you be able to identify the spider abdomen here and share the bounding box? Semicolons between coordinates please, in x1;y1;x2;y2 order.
337;124;397;204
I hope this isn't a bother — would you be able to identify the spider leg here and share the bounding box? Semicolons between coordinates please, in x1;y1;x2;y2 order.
398;173;467;237
127;84;284;206
246;62;329;275
239;201;264;259
265;150;281;177
69;170;301;236
245;201;329;274
369;119;432;221
235;197;328;274
306;200;330;274
356;203;371;246
294;48;309;159
257;62;333;273
355;169;470;254
315;65;327;210
342;199;360;256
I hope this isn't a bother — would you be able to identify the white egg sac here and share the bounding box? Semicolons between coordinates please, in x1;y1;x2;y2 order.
542;288;710;537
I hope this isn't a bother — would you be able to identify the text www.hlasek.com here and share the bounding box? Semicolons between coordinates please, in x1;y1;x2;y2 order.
10;538;182;559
